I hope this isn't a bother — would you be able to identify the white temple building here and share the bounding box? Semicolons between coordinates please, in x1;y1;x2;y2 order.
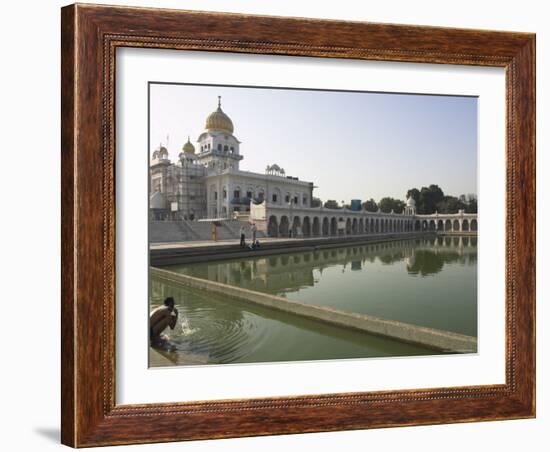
150;96;314;221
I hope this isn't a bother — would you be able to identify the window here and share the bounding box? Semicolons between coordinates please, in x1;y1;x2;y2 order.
258;192;264;201
272;193;278;203
224;145;228;152
217;144;222;151
303;195;308;205
246;191;253;199
285;194;290;203
230;146;234;153
223;190;227;199
294;196;299;204
214;191;218;200
234;190;240;199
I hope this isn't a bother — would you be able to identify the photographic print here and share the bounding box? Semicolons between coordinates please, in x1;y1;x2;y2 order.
148;83;478;367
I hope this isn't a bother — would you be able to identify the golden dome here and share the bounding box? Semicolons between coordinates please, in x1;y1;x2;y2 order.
182;136;195;154
205;96;234;134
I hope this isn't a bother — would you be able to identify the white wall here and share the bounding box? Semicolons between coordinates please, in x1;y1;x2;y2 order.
1;1;547;451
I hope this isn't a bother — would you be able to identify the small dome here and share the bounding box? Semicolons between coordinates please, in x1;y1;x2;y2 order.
156;145;168;157
406;196;416;207
182;136;195;154
205;96;234;134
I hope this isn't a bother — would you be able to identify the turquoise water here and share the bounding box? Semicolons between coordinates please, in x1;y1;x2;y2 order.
150;236;477;366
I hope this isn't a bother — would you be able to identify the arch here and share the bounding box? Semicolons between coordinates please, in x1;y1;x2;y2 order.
279;216;289;237
330;217;338;236
445;219;452;231
422;220;428;231
267;215;278;237
437;219;444;231
470;219;478;231
345;218;352;235
375;218;379;233
322;217;329;236
414;220;421;231
359;218;364;234
270;187;282;205
429;220;436;231
302;216;312;237
462;219;470;231
231;185;242;199
352;218;358;234
453;219;460;231
312;217;321;236
292;216;302;237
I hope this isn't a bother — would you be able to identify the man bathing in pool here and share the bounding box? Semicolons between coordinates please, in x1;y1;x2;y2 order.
149;296;178;346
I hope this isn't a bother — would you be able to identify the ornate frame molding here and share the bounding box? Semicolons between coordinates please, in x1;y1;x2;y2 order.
61;4;535;447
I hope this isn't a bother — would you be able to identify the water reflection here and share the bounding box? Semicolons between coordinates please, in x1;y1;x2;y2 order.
171;237;477;294
165;237;477;337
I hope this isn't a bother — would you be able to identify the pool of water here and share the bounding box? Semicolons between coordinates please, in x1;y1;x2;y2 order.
150;236;477;366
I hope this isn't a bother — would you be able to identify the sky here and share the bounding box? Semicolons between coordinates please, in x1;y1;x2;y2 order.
149;83;477;203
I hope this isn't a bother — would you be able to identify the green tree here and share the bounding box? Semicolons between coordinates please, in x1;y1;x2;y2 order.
379;197;406;214
405;186;476;214
323;199;341;209
362;198;378;212
311;197;322;208
417;184;445;214
464;194;478;213
406;188;420;204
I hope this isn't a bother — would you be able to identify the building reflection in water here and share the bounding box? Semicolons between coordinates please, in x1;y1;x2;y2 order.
171;237;477;296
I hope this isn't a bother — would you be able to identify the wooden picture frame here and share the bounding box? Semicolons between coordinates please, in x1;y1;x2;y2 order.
61;3;535;447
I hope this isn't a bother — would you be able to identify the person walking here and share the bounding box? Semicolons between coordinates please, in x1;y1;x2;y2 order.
239;224;246;247
251;222;257;245
211;221;217;241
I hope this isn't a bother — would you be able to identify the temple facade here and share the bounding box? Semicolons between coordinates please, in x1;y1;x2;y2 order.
149;97;313;221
